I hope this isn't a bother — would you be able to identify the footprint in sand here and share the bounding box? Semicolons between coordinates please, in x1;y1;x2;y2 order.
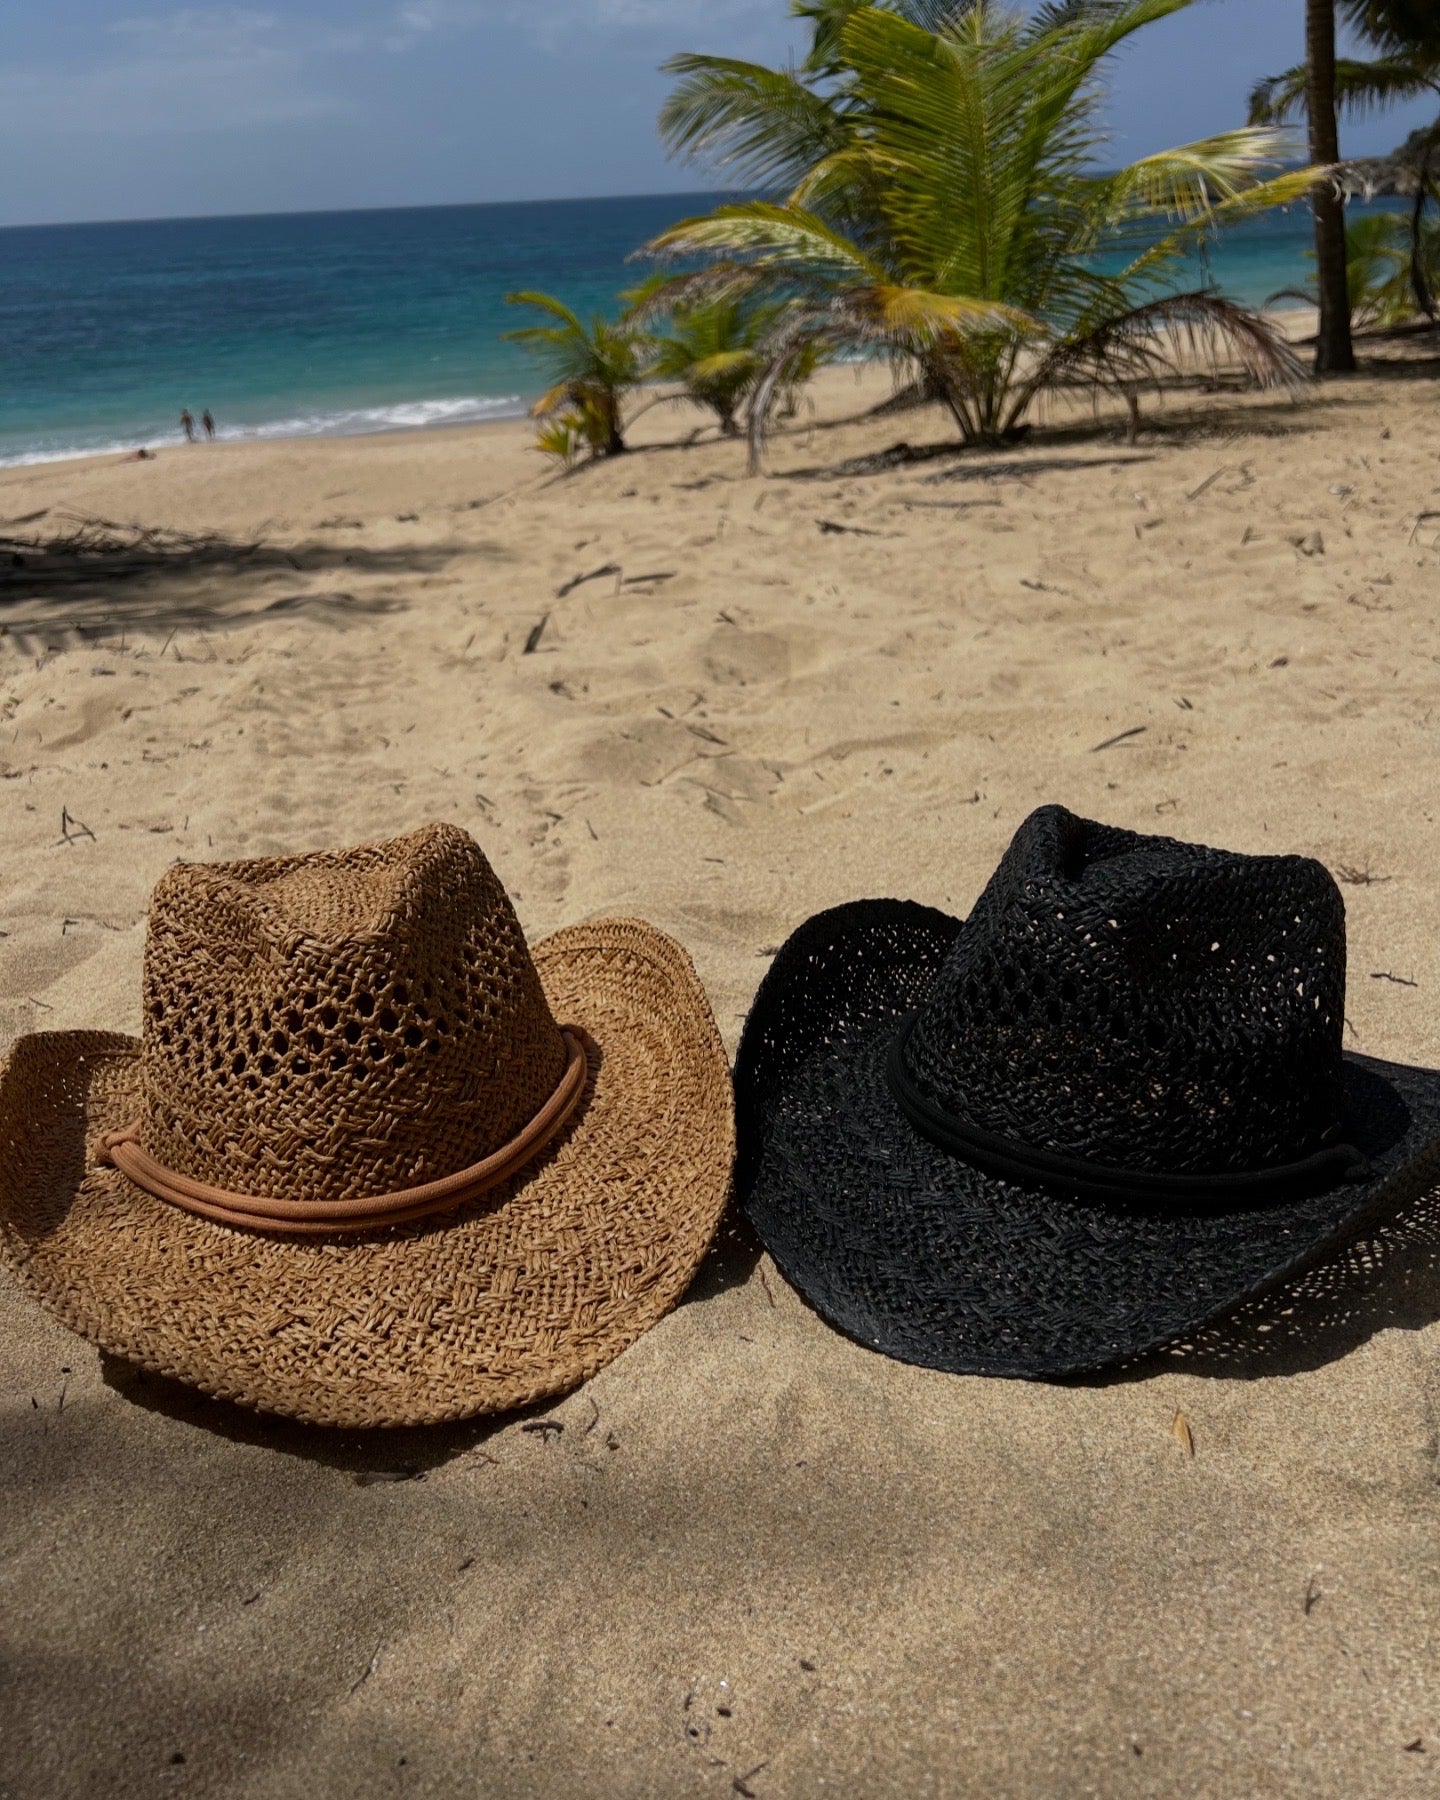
572;716;729;790
701;626;804;690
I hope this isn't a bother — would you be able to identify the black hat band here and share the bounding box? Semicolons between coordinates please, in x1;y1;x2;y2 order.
885;1011;1370;1214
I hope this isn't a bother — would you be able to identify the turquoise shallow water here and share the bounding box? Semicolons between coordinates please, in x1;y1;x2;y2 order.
0;192;1408;467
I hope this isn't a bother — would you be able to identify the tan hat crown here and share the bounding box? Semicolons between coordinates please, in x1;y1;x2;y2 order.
136;824;568;1206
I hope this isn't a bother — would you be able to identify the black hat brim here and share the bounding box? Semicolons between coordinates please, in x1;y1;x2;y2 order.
735;901;1440;1379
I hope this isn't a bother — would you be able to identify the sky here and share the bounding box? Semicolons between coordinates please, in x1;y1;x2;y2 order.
0;1;1433;227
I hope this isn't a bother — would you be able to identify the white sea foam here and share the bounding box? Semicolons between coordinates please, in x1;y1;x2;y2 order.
0;392;528;469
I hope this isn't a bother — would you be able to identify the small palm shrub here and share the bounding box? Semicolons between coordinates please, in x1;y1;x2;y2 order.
649;296;772;435
532;411;587;470
503;291;650;458
1267;210;1434;328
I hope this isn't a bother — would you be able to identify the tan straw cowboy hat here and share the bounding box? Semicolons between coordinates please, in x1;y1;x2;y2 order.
0;824;733;1427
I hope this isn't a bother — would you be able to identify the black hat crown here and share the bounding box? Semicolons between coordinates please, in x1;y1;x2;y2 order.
898;806;1348;1182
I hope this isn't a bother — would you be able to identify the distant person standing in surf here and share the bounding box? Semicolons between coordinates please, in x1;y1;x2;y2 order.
179;408;196;442
202;409;216;441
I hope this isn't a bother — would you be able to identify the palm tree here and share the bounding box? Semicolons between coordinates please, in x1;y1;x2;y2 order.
1251;3;1440;324
502;292;650;457
641;294;812;435
1301;0;1358;369
647;1;1316;467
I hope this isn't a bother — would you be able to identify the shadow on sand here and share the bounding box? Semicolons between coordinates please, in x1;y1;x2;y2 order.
0;512;502;646
764;377;1336;486
1097;1176;1440;1385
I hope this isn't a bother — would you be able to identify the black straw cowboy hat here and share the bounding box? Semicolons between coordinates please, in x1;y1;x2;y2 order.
734;806;1440;1378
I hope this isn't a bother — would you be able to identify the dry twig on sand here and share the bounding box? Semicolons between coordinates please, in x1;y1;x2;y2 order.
555;562;621;598
1090;726;1147;753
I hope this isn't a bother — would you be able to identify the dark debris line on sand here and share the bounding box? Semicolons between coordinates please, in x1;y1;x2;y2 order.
1089;726;1147;753
56;806;96;846
555;562;620;598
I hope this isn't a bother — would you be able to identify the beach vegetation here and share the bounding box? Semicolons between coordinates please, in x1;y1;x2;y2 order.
647;0;1317;468
1250;0;1440;324
503;291;650;457
1340;209;1429;323
531;409;590;469
638;290;818;436
1266;208;1430;326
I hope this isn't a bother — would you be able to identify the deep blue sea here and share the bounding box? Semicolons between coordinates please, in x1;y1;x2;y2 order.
0;192;1410;468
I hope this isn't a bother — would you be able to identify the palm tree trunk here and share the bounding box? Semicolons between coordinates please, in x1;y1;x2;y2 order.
602;393;626;456
1306;0;1356;373
1408;126;1438;322
924;352;981;444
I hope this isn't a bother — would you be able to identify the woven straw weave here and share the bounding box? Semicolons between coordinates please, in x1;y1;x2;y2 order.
0;828;734;1427
904;806;1348;1174
138;825;566;1202
734;807;1440;1378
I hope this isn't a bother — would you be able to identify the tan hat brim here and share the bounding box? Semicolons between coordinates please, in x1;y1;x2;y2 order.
0;921;733;1428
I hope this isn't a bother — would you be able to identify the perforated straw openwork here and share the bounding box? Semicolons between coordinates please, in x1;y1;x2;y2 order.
0;826;734;1427
734;806;1440;1379
119;827;572;1211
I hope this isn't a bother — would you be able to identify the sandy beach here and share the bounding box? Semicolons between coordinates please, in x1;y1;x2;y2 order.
4;338;1440;1797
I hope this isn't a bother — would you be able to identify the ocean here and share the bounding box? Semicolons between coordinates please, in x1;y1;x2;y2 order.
0;191;1409;469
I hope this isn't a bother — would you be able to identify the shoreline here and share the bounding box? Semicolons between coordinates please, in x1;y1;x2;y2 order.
0;305;1324;479
0;392;531;475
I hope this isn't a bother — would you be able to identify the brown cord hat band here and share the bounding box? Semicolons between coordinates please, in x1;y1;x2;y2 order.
99;1026;593;1238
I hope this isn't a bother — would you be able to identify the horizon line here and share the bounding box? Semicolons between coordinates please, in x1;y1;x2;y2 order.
0;187;754;236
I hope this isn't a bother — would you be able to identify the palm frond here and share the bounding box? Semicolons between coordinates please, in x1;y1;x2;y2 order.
623;262;767;323
1115;166;1329;285
1330;53;1440;113
1247;69;1306;126
1025;0;1127;32
890;0;981;30
645;201;892;282
1029;290;1305;403
503;290;585;335
1341;0;1440;57
844;283;1038;344
1251;55;1440;124
1085;128;1301;230
787;144;899;229
530;380;573;418
838;6;1037;297
657;54;848;189
794;0;979;71
745;305;844;472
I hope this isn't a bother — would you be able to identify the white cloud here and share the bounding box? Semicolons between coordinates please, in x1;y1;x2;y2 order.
0;0;777;144
111;7;280;46
0;9;349;136
383;0;773;49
